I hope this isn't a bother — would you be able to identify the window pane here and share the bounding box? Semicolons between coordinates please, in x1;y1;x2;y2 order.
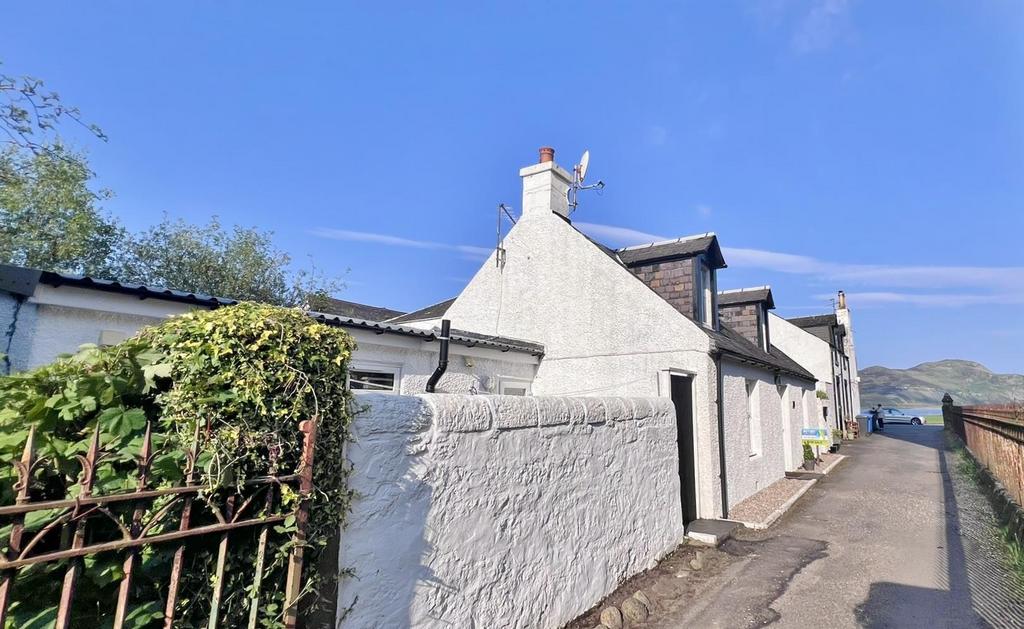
350;370;396;391
503;387;527;396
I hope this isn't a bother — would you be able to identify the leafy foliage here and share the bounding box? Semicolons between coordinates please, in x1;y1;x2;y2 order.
0;63;106;171
0;144;123;276
802;443;815;461
116;215;341;308
0;303;355;627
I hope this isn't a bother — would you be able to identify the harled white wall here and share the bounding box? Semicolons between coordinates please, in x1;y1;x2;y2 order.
338;393;683;628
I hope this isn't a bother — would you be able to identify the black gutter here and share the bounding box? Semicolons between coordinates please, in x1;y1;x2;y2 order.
714;352;729;517
425;319;451;393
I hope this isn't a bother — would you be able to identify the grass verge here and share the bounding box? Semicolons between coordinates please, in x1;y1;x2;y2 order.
947;434;1024;584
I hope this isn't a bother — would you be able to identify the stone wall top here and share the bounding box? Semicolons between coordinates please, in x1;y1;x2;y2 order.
351;393;675;437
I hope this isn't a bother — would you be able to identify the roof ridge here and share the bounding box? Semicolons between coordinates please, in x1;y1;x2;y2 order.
718;285;771;294
615;231;717;253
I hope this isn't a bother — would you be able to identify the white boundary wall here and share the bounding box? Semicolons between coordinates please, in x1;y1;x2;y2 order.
337;393;683;628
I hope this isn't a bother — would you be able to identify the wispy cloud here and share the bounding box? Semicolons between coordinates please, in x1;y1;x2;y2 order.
574;221;1024;305
311;228;491;260
792;0;852;53
696;204;713;217
573;222;668;245
645;125;669;146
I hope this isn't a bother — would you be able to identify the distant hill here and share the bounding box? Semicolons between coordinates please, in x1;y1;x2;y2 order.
860;359;1023;408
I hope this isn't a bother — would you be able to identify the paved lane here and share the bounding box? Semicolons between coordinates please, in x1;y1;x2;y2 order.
668;424;1024;628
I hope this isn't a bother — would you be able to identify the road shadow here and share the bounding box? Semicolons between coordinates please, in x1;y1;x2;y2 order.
855;425;1024;628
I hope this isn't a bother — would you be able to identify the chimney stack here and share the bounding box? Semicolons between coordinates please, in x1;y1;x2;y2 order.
837;290;847;310
520;146;572;219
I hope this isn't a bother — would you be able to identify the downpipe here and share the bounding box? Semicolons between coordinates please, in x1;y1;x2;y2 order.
425;319;451;393
715;352;729;518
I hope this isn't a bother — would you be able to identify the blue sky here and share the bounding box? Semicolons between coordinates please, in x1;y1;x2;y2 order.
4;2;1022;373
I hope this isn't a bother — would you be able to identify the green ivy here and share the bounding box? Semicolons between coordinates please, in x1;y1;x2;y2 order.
0;303;355;627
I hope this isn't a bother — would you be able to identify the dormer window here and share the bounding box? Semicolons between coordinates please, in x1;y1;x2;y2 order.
693;256;717;328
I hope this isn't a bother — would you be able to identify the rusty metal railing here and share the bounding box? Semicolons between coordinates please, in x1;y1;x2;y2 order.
0;416;318;628
944;398;1024;509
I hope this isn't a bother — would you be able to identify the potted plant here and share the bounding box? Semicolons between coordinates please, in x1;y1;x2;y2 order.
802;443;816;471
829;429;842;453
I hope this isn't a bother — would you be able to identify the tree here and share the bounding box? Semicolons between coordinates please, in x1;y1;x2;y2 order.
116;216;342;307
0;144;124;276
0;62;342;306
1;63;106;170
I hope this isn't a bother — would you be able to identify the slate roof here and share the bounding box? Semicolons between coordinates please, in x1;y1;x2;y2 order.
788;314;838;329
308;312;544;356
318;297;405;322
386;297;456;323
709;324;816;382
615;233;727;269
718;287;775;310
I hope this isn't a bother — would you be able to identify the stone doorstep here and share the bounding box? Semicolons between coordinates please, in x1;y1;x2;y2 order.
725;479;818;531
784;453;847;480
685;519;741;547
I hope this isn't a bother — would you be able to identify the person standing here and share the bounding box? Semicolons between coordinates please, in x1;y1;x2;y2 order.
874;404;885;431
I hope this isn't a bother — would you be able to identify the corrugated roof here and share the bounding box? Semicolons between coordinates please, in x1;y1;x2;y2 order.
615;233;727;269
718;287;775;309
0;264;543;357
319;297;405;322
14;266;239;308
309;311;544;356
386;297;456;323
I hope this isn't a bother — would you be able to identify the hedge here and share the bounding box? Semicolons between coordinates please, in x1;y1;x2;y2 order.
0;303;355;628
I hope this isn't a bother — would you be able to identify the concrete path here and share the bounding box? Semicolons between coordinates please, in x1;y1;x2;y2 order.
658;424;1024;628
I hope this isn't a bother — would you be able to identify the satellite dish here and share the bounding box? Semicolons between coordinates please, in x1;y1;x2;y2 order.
577;150;590;183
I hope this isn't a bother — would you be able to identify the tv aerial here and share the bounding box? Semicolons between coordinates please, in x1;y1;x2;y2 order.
567;149;605;213
495;203;517;268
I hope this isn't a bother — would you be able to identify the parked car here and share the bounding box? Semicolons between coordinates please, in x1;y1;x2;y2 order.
876;408;923;425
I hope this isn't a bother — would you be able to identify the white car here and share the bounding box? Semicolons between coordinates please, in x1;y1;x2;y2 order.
875;408;923;426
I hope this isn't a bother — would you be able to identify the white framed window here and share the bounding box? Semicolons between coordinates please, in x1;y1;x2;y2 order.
746;379;762;457
693;258;716;328
348;361;402;394
498;378;532;396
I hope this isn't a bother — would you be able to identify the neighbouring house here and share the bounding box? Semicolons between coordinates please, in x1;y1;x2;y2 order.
778;292;862;432
715;286;820;492
0;264;542;395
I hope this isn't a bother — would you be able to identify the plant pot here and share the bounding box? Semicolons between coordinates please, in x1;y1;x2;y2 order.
829;444;840;453
802;459;816;471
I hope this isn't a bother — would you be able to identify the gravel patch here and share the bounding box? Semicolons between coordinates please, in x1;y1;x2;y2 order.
729;478;814;525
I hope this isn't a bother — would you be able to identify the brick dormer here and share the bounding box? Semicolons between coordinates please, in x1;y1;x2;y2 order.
617;233;727;328
718;286;775;351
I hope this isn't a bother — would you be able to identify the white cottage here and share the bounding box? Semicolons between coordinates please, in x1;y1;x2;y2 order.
409;147;817;518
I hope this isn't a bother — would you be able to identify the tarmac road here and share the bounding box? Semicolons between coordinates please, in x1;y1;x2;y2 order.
653;424;1024;628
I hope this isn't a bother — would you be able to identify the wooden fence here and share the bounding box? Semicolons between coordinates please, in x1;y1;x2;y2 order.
943;394;1024;509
